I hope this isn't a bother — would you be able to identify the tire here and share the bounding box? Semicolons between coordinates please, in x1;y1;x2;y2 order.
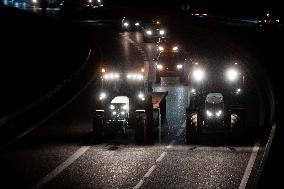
92;113;105;142
186;111;198;144
135;111;146;144
155;75;161;83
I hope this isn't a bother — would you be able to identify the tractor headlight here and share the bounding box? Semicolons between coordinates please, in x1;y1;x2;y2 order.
157;64;163;70
216;110;222;117
159;30;165;35
192;68;205;82
173;46;178;51
123;22;129;27
206;110;213;117
146;30;152;35
226;68;239;82
110;105;115;110
177;64;183;69
138;93;145;101
158;46;164;51
135;22;140;26
121;105;127;111
236;88;241;94
127;73;144;81
99;92;107;100
103;73;120;80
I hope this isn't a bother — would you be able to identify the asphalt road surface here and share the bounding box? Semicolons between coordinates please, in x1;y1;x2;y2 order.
0;19;272;189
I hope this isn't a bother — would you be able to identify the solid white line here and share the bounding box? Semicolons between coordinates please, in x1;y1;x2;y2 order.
156;152;167;162
32;146;90;189
239;140;260;189
252;124;276;187
144;165;157;178
133;180;144;189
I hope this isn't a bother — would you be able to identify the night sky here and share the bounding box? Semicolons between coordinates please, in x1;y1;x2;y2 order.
105;0;282;17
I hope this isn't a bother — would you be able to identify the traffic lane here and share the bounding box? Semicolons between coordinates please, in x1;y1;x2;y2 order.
0;73;96;188
127;32;159;61
42;145;165;189
141;143;253;189
0;31;147;188
88;29;146;70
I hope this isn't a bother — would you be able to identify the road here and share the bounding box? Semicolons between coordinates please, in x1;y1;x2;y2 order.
0;18;272;189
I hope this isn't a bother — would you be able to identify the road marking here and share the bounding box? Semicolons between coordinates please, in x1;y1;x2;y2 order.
32;146;90;189
133;180;144;189
251;124;277;187
156;152;167;162
239;140;260;189
132;165;157;189
144;165;157;178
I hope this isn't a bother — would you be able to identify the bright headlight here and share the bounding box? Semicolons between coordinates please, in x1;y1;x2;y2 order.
110;105;115;110
216;110;222;117
157;64;163;70
122;105;127;110
158;46;164;51
121;111;125;115
123;22;129;27
226;68;239;82
206;110;213;117
127;73;144;80
99;92;106;100
192;68;205;82
112;111;117;115
103;73;120;80
135;22;140;26
159;30;165;35
173;46;178;51
146;30;152;35
177;64;183;69
138;93;145;101
236;88;241;94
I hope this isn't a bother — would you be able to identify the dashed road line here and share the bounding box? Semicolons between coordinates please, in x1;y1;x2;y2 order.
133;180;144;189
144;165;157;178
156;152;167;162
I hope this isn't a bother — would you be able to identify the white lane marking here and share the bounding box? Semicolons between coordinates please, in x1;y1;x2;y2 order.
144;165;157;178
252;124;277;187
239;140;260;189
133;180;144;189
156;152;167;162
32;146;90;189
